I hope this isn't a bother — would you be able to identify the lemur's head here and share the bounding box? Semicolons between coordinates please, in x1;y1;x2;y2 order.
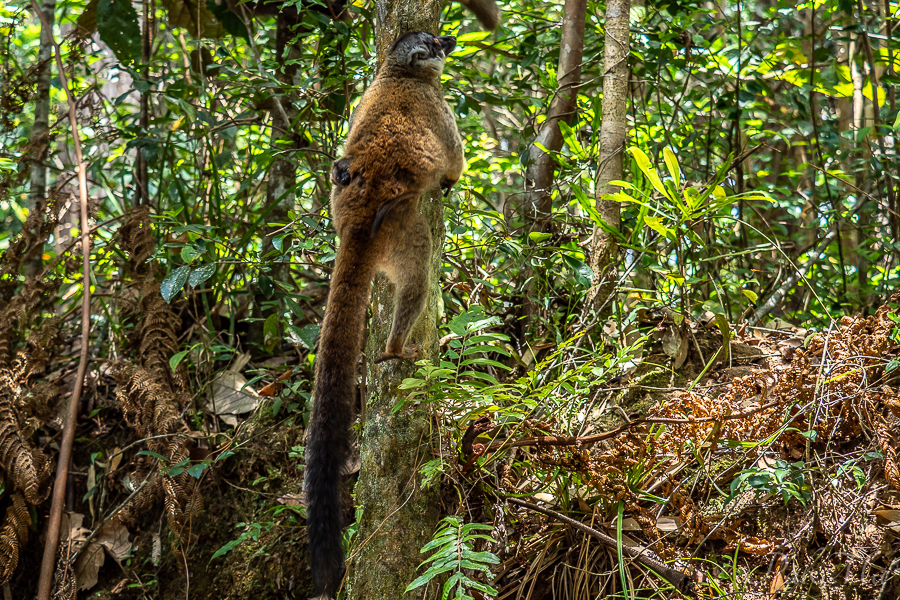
384;32;456;79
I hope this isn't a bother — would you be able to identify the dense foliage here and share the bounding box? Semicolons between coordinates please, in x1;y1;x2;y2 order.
1;0;899;598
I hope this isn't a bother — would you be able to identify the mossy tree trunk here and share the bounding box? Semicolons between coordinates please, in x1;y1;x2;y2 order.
347;2;444;598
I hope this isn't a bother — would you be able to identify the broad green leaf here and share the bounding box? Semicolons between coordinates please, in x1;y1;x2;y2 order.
180;245;200;264
607;179;635;190
457;30;492;43
96;0;141;65
284;296;304;319
263;314;279;345
258;274;275;298
561;254;593;286
161;266;190;303
462;344;511;357
188;263;216;287
187;462;208;478
169;349;190;371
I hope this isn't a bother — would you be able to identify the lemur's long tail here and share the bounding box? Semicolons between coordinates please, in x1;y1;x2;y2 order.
305;233;375;597
459;0;500;30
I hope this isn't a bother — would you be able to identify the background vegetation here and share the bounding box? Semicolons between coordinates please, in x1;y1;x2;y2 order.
1;0;899;598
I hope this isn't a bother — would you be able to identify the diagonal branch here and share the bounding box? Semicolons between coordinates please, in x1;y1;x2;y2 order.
30;2;94;598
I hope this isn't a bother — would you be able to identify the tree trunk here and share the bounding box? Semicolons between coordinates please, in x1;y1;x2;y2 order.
347;2;444;598
25;0;56;278
585;0;630;317
521;0;586;331
523;0;586;233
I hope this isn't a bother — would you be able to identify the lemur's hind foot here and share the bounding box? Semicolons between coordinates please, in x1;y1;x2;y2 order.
374;344;421;364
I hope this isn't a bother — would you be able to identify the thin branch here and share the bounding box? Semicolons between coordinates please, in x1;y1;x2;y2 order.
32;1;94;597
485;400;780;453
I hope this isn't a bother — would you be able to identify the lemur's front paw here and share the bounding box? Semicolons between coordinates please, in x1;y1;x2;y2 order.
331;157;352;187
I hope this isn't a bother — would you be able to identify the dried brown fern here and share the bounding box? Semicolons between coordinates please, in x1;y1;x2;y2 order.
0;371;52;504
0;493;30;584
117;205;155;276
111;208;202;536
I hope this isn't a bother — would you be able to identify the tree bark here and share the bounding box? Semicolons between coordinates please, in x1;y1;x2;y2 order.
523;0;586;233
135;0;152;206
25;0;56;278
347;2;444;598
584;0;630;317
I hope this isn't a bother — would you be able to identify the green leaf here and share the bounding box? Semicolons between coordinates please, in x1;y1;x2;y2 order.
662;147;681;188
180;245;200;264
209;538;243;563
459;358;511;370
136;450;168;462
643;216;674;239
559;121;587;159
461;344;511;357
264;314;279;345
457;31;492;42
96;0;141;65
447;306;488;337
561;254;593;286
629;147;669;200
169;349;190;371
187;462;208;478
285;296;304;318
161;266;190;303
258;274;275;298
205;0;249;39
189;263;216;287
528;231;552;243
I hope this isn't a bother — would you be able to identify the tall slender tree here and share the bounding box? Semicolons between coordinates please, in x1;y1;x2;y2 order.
25;0;56;277
586;0;630;317
348;2;445;598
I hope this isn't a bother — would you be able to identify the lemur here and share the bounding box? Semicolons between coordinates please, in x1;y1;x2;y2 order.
304;32;465;597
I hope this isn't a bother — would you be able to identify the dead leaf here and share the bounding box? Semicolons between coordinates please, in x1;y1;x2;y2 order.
74;519;133;591
62;513;90;544
205;370;261;426
109;447;123;472
94;519;131;561
656;516;681;531
770;570;785;594
874;509;900;531
75;540;104;590
277;493;305;507
152;533;162;566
